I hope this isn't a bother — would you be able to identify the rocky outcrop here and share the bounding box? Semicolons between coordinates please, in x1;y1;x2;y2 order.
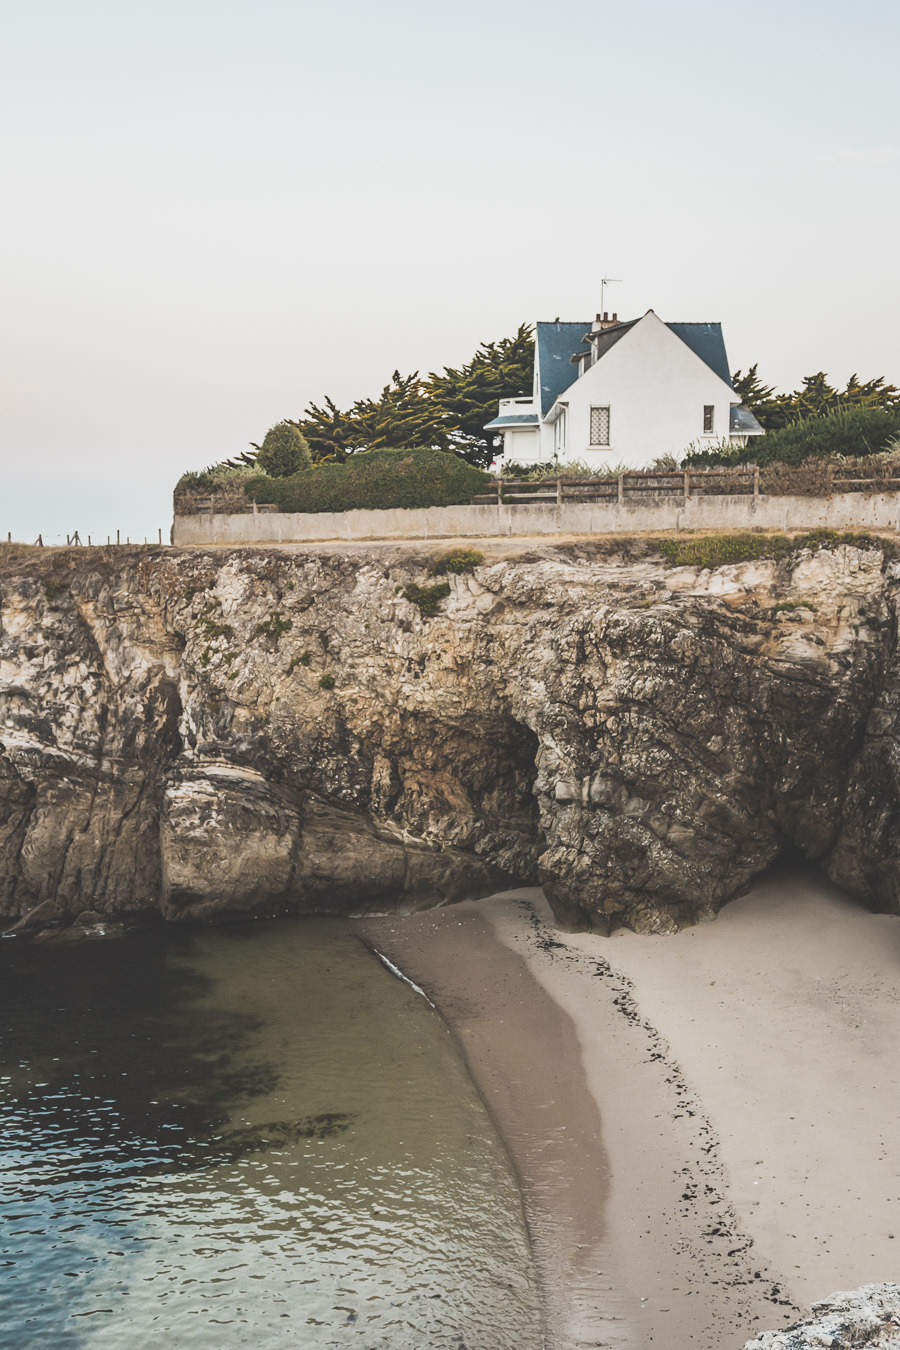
743;1283;900;1347
1;539;899;933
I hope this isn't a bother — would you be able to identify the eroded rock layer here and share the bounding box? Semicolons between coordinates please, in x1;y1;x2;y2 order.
1;539;898;932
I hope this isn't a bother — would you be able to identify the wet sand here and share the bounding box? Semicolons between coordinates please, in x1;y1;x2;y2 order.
362;867;900;1349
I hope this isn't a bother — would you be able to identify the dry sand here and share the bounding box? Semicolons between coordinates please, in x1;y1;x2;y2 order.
361;864;900;1350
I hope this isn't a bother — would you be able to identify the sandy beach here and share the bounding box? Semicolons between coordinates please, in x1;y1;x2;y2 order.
361;864;900;1349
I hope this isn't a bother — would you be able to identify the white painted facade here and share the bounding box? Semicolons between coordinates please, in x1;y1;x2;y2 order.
486;310;763;470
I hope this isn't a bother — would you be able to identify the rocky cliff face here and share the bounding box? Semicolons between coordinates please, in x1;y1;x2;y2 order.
1;538;898;933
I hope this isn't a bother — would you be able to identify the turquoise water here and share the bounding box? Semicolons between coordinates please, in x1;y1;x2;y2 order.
0;917;542;1348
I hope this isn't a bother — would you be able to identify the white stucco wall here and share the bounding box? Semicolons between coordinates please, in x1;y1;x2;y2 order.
500;311;738;470
174;493;900;546
501;425;540;462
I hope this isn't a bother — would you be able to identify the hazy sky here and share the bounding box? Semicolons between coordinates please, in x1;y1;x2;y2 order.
3;0;899;542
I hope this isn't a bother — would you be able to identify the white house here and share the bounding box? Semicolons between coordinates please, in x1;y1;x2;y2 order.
484;309;764;470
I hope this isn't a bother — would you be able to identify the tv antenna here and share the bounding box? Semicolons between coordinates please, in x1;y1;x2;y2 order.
600;277;623;314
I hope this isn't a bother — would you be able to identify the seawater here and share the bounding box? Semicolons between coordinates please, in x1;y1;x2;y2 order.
0;916;542;1349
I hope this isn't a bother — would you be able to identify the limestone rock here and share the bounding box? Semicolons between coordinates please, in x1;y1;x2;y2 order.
160;769;300;920
1;540;899;931
743;1282;900;1348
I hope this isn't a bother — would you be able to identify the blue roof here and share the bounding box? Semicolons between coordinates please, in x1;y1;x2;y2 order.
534;315;734;419
666;322;732;387
484;413;539;429
536;322;591;415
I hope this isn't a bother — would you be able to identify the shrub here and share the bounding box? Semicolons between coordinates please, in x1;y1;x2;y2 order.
254;611;293;640
657;529;883;569
248;447;490;514
685;405;900;469
500;458;628;481
175;463;259;494
430;548;483;574
256;422;312;478
402;581;451;617
319;673;335;690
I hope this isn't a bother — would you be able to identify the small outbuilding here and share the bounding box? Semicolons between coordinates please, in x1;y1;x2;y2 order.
485;309;763;469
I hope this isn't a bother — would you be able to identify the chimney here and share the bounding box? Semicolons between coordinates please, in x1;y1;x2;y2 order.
593;311;620;331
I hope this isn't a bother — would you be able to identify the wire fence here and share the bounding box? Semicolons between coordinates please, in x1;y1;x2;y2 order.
4;530;168;548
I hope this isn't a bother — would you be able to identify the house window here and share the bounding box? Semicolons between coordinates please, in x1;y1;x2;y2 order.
590;406;611;447
554;407;568;456
703;405;715;433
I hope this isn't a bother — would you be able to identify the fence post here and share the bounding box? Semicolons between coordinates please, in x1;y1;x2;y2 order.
116;530;120;545
158;528;162;545
617;474;624;505
753;466;760;497
683;468;690;503
556;477;562;506
826;464;834;496
496;478;503;506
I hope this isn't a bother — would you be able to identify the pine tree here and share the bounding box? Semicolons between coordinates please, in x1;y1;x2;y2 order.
290;325;535;465
731;365;900;430
427;324;535;467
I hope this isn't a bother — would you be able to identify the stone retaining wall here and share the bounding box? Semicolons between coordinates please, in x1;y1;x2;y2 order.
172;492;900;545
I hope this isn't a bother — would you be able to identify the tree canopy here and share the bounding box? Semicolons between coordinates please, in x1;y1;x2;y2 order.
732;364;900;429
298;371;453;462
285;324;535;468
426;323;535;466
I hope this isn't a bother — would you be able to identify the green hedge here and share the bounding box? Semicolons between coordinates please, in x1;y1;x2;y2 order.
685;405;900;468
247;447;490;513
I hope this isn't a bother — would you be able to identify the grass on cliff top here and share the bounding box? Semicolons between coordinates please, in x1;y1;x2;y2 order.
0;542;169;577
655;529;893;569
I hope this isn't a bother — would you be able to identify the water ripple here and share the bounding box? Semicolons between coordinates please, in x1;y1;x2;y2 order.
0;918;542;1348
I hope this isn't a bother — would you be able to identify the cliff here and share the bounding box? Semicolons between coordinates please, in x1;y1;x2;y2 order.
1;536;899;933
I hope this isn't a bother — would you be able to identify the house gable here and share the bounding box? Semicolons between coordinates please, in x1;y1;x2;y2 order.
556;311;736;411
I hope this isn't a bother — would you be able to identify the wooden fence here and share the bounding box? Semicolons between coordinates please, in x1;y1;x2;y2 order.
471;463;900;506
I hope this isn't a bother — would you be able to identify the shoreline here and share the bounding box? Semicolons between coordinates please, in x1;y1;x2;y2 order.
362;868;900;1349
361;899;619;1349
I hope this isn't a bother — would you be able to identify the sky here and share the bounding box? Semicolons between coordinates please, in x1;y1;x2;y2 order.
2;0;899;543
